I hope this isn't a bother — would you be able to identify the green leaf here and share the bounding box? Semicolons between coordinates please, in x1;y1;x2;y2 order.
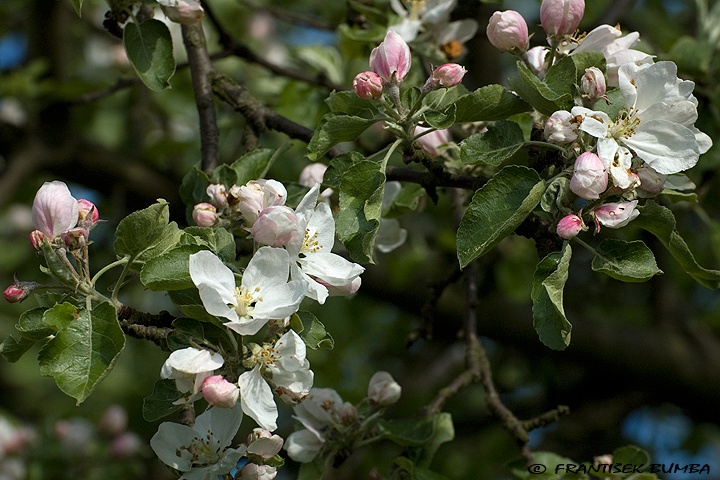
182;227;236;262
416;412;454;468
634;202;720;288
213;163;238;189
378;416;437;446
591;239;662;282
532;245;573;351
168;288;222;323
383;183;426;218
17;307;53;340
335;160;387;264
231;148;275;185
668;36;714;76
456;166;544;268
69;0;83;16
297;459;325;480
123;20;175;91
460;120;526;166
142;379;184;422
307;114;379;161
0;334;37;363
509;62;571;116
453;84;530;123
40;242;79;286
422;104;456;130
323;152;365;189
114;200;182;266
325;90;378;117
38;302;125;404
291;311;334;350
180;167;212;210
140;244;205;291
613;445;650;468
545;52;606;102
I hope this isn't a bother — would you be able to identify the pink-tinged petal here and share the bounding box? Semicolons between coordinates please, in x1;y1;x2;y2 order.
239;368;278;431
625;120;699;175
298;252;364;286
369;30;412;82
32;181;79;237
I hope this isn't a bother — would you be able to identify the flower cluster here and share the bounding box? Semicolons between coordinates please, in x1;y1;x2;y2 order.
486;0;712;239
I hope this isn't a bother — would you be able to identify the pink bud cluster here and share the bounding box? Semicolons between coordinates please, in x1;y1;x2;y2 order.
540;0;585;37
192;179;287;229
30;181;101;250
353;31;466;100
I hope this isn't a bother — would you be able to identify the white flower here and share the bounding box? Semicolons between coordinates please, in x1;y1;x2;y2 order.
287;185;365;304
189;249;306;335
368;371;402;406
150;405;245;480
571;61;712;176
594;200;639;230
240;463;277;480
389;0;477;51
161;347;225;404
245;429;284;459
239;330;314;431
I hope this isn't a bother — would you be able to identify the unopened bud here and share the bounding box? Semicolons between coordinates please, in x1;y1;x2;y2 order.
246;428;284;459
425;63;467;90
240;464;277;480
160;0;204;25
32;180;78;238
556;214;585;240
526;46;550;76
368;371;402;406
581;67;606;99
570;152;607;200
29;230;46;250
353;71;384;100
201;375;239;408
192;203;218;227
486;10;529;53
230;180;287;226
369;30;412;83
61;227;90;249
77;199;100;225
4;281;33;304
540;0;585;37
250;206;299;247
206;184;228;210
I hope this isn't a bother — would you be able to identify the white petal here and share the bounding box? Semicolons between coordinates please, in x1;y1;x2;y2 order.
189;251;236;296
273;367;314;397
250;280;307;320
437;18;478;45
295;184;321;219
625;120;700;174
150;422;197;471
298;252;364;286
224;316;269;336
197;281;239;322
306;202;336;251
274;330;307;372
285;429;324;463
291;263;328;304
239;368;278;431
164;347;224;375
193;405;244;448
375;219;407;254
243;247;291;290
389;19;422;42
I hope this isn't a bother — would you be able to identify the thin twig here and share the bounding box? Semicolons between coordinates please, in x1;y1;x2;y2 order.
182;22;220;173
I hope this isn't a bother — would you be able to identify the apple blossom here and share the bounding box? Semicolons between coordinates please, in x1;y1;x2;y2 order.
201;375;240;408
109;432;143;459
369;30;412;83
525;46;550;77
540;0;585;37
250;206;300;247
427;63;467;89
161;347;224;404
581;67;606;99
486;10;529;53
32;181;79;239
245;428;284;459
368;371;402;406
28;230;45;250
636;165;667;196
352;71;384;100
299;163;333;202
286;185;365;304
158;0;204;25
230;179;287;227
571;61;712;176
150;405;245;480
77;199;99;225
570;152;607;200
544;110;578;144
99;405;128;436
594;200;639;230
189;248;306;335
241;464;277;480
240;330;314;431
206;183;228;210
415;126;451;156
556;214;585;240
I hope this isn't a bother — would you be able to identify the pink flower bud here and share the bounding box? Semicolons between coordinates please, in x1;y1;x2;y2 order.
201;375;239;408
540;0;585;37
161;0;204;25
427;63;467;89
29;230;46;250
368;371;402;406
581;67;606;99
353;71;384;100
486;10;529;53
206;184;228;210
570;152;607;200
61;227;89;249
32;181;79;238
4;284;29;303
594;200;639;230
556;214;585;240
231;180;287;226
369;30;412;83
77;199;100;225
246;428;284;459
415;126;451;156
544;110;578;143
299;163;327;188
192;203;218;227
636;165;666;196
526;46;550;76
250;206;300;247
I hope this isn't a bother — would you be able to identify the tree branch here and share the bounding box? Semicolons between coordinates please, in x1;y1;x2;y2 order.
182;22;220;173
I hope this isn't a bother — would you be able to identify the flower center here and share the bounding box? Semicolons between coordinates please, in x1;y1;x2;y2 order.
300;227;322;255
233;286;261;317
608;107;641;140
408;0;426;21
179;432;221;467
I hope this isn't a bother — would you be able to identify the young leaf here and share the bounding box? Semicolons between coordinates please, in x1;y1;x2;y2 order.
532;245;573;350
453;84;531;122
634;202;720;288
0;334;37;363
422;104;456;130
123;20;175;91
323;151;366;189
231;148;275;185
182;226;236;262
69;0;83;16
38;301;125;404
166;317;236;353
307;114;379;161
142;379;184;422
457;166;545;268
591;239;663;282
508;62;571;116
291;311;334;350
460;120;526;166
335;160;386;264
325;90;378;117
394;457;450;480
114;200;182;266
140;244;205;291
17;307;53;340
